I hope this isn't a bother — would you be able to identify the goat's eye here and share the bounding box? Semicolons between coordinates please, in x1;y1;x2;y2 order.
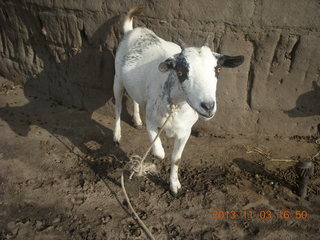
177;71;183;77
215;67;221;73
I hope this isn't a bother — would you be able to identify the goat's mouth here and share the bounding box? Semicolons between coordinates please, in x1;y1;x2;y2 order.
192;107;215;119
197;110;214;119
186;100;215;119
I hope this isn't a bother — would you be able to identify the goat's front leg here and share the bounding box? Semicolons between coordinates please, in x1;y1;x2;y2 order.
146;120;165;159
170;130;191;195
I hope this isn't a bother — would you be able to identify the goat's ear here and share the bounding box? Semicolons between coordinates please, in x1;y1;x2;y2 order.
159;58;176;72
217;55;244;68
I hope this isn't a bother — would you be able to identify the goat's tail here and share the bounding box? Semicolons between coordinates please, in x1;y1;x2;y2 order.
123;5;144;34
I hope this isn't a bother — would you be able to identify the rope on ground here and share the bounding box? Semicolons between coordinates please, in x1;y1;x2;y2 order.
121;173;155;240
121;104;178;240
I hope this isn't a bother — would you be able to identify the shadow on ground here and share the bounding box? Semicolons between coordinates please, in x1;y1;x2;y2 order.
233;158;297;192
0;12;135;173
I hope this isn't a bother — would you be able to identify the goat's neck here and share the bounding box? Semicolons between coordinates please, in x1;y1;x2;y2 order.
164;73;187;106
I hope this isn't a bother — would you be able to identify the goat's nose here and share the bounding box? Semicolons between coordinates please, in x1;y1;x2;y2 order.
200;101;215;112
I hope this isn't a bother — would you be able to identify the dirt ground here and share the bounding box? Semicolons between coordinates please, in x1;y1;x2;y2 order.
0;77;319;240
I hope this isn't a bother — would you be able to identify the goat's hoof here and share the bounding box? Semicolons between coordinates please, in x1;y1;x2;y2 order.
152;150;165;160
113;141;120;147
170;188;182;197
134;124;144;130
170;182;181;197
113;134;121;146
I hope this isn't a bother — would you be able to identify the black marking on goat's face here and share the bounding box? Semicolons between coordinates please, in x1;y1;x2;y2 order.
159;47;244;119
174;53;189;83
177;47;219;119
163;72;176;103
158;52;190;82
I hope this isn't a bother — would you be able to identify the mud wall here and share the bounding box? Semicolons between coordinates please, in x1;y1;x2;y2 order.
0;0;319;137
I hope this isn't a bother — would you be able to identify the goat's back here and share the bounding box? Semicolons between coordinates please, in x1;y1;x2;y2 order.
115;27;181;105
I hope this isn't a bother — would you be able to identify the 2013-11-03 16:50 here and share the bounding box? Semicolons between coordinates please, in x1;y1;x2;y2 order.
210;210;308;220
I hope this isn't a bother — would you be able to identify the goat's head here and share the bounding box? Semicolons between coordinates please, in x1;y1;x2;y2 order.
159;45;244;119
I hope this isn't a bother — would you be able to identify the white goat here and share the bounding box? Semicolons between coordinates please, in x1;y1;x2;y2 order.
113;6;244;195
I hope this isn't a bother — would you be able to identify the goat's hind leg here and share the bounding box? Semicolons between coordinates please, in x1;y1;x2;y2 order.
113;75;124;145
132;100;143;129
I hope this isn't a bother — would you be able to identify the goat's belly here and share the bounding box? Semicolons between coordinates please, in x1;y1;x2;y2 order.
123;79;146;105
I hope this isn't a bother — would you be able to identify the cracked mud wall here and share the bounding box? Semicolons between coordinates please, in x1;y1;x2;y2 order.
0;0;319;137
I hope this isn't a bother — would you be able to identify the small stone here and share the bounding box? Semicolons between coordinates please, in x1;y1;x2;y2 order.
35;220;46;231
52;217;61;224
7;221;16;231
70;197;84;205
26;179;36;185
101;215;112;224
139;211;147;220
43;226;54;231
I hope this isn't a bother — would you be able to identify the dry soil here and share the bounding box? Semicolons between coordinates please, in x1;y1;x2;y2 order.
0;78;319;240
